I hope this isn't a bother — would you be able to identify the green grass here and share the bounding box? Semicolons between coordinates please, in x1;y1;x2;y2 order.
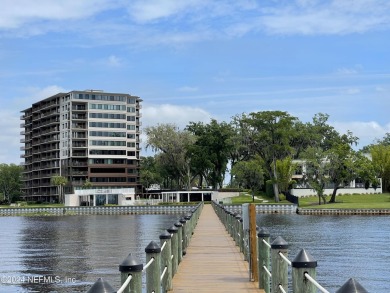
230;194;264;204
299;193;390;209
230;192;290;205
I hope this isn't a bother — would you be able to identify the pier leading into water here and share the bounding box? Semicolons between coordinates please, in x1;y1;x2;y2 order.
86;202;370;293
171;204;263;292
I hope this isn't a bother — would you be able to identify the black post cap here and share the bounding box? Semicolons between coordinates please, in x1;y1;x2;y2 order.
292;249;317;268
167;225;178;234
257;227;270;238
119;253;143;272
179;217;187;224
336;278;369;293
145;240;161;253
160;230;172;240
174;221;183;228
271;236;289;249
86;278;116;293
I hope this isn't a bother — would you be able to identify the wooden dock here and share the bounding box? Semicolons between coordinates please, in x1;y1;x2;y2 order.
171;204;264;292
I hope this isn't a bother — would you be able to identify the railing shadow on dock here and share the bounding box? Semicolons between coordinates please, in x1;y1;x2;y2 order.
212;201;369;293
86;202;204;293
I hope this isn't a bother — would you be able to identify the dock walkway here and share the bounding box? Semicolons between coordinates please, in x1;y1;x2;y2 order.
171;204;264;292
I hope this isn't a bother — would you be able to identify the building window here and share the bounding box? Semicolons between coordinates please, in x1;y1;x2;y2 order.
90;140;126;146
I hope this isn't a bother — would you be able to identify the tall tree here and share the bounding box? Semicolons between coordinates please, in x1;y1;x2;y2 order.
275;157;297;195
327;138;358;203
354;151;379;190
186;119;234;190
231;157;264;202
51;175;68;204
0;163;23;203
227;114;252;185
145;124;196;190
300;147;330;205
370;144;390;192
140;156;163;190
244;111;298;202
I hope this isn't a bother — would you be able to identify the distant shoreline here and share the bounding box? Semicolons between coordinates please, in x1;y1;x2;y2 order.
297;208;390;215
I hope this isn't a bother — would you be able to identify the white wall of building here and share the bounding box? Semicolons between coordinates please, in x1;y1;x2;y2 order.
65;188;135;206
290;186;382;197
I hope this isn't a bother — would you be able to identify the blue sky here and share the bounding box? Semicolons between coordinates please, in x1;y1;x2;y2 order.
1;0;389;164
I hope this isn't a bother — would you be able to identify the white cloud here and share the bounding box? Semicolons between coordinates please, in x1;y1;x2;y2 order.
336;66;362;75
126;0;259;24
332;121;390;148
127;0;203;23
140;103;213;156
342;88;361;95
105;55;123;67
177;86;198;92
2;0;390;46
260;0;390;35
0;0;118;29
19;85;68;105
0;111;22;164
0;85;68;164
142;103;212;129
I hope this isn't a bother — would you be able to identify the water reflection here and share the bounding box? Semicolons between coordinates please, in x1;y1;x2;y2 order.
0;214;179;293
257;214;390;292
1;213;389;292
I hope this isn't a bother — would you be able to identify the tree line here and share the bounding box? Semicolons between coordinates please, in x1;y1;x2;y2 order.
142;111;390;204
1;111;389;205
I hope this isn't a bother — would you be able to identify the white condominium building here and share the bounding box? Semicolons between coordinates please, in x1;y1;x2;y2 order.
20;90;142;203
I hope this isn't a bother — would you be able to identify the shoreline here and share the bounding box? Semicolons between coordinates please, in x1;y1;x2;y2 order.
297;208;390;215
0;205;195;216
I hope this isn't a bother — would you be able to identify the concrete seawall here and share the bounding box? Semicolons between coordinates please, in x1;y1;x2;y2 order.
298;208;390;215
0;205;195;216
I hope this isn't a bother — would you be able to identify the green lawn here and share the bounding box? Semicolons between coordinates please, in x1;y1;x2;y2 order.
230;193;289;205
298;193;390;209
230;194;264;204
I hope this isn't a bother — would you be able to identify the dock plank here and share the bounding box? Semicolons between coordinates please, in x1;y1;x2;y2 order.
171;204;264;292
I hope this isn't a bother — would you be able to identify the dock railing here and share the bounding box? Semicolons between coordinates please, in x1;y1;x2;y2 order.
86;202;203;293
212;201;369;293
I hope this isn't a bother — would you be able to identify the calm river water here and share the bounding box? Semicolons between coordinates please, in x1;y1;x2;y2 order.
257;214;390;293
0;213;389;292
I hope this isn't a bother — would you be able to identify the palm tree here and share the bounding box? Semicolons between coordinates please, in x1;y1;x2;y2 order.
51;175;68;204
